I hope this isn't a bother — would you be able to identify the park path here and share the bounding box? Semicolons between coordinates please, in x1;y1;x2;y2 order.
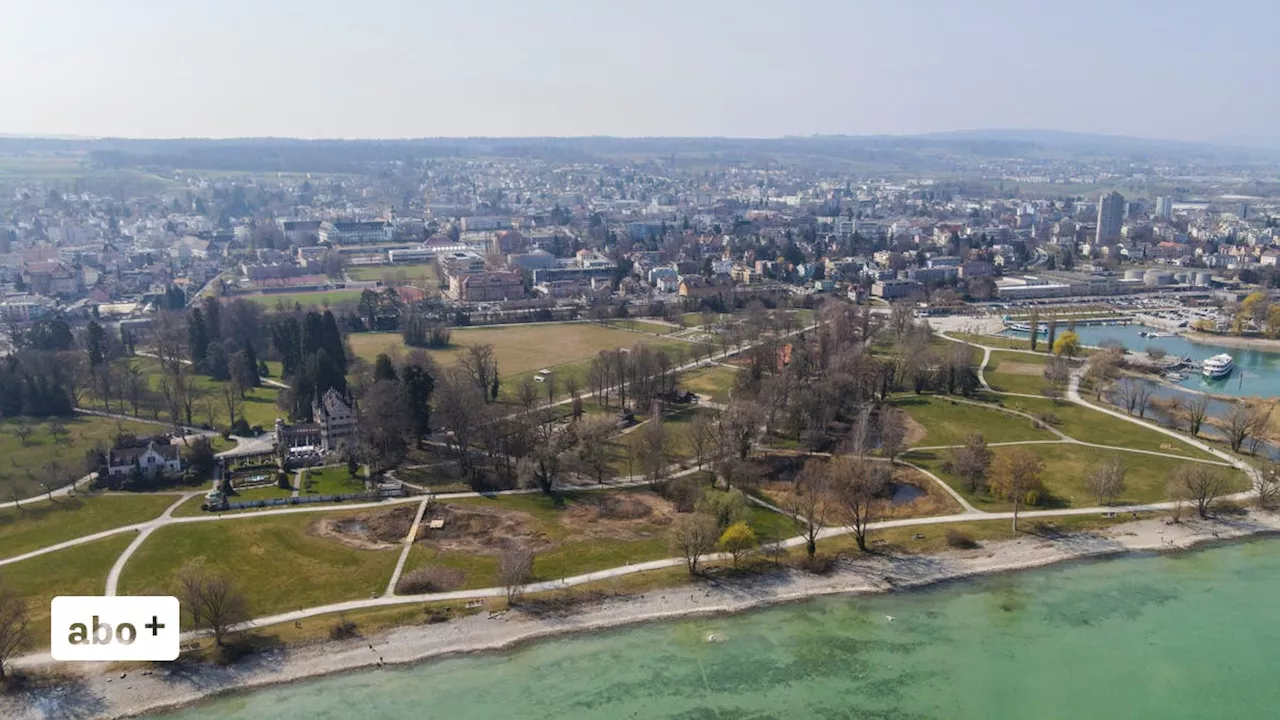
291;469;304;498
11;318;1270;661
938;329;1259;481
103;492;201;596
0;461;713;568
384;496;432;597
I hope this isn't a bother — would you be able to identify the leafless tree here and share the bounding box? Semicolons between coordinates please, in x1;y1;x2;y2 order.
1246;403;1274;456
1042;356;1070;400
177;562;250;648
878;406;908;461
638;410;670;484
459;344;498;402
498;547;535;602
1117;377;1140;415
13;422;32;447
359;379;413;473
0;576;29;681
1256;462;1280;510
670;512;719;576
950;433;992;493
221;382;243;429
689;412;716;470
832;455;890;552
1086;455;1128;505
1085;349;1122;401
786;459;832;559
1170;465;1229;519
1224;402;1253;453
572;416;615;485
990;449;1045;532
1187;394;1210;437
1133;381;1153;419
436;368;487;479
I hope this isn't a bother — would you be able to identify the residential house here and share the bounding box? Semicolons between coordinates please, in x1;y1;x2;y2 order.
107;442;183;478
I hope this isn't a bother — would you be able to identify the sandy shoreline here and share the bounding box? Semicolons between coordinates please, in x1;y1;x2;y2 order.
1179;331;1280;352
6;510;1280;720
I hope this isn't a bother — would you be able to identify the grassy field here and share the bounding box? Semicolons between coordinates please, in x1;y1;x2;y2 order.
350;323;689;372
904;442;1245;510
678;365;739;404
347;263;439;289
893;395;1054;447
78;356;282;430
302;465;365;496
949;332;1050;353
2;534;137;648
0;415;164;497
608;407;715;475
984;350;1053;395
243;289;365;309
120;512;401;619
350;323;695;402
0;493;176;559
1001;396;1217;460
605;319;679;335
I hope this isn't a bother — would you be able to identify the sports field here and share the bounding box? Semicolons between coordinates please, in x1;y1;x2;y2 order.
348;323;691;376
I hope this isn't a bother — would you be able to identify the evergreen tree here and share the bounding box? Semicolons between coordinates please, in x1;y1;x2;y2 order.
373;354;397;382
401;363;434;442
188;308;209;373
321;310;347;374
85;321;105;368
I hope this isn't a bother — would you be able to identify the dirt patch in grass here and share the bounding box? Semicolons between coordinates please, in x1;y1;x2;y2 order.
562;493;675;540
902;413;927;446
998;362;1046;376
416;503;549;554
309;506;417;550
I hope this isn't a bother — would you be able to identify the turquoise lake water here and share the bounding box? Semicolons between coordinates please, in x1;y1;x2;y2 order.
1006;323;1280;396
157;538;1280;720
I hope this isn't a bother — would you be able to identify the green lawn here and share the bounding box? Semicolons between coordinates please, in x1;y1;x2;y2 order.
606;319;680;335
0;493;176;559
1;534;136;648
0;415;163;498
233;483;294;501
904;443;1246;510
347;323;698;405
244;289;365;309
78;356;283;430
894;394;1054;447
949;332;1050;353
985;350;1053;395
396;465;471;494
119;512;401;618
678;365;739;404
347;263;439;289
302;465;366;496
1003;397;1217;460
608;407;715;475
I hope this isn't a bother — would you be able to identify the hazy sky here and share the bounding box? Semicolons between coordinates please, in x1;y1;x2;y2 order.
3;0;1278;143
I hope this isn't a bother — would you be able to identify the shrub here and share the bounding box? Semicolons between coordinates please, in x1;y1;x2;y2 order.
397;566;465;594
945;529;978;549
328;615;359;640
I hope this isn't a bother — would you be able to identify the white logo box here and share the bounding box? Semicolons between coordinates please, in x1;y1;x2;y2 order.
51;596;181;662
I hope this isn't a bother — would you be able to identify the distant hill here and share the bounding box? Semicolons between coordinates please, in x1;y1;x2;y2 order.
0;129;1275;173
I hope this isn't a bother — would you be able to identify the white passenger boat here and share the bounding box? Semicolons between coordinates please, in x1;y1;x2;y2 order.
1201;354;1235;379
